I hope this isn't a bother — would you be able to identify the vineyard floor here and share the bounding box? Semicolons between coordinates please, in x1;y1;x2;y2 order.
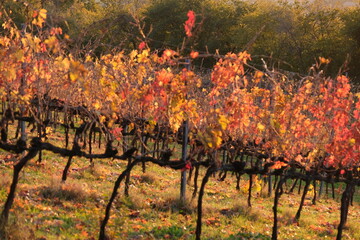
0;145;360;240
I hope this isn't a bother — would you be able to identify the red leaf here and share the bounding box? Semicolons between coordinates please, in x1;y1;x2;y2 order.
184;10;196;37
138;41;146;50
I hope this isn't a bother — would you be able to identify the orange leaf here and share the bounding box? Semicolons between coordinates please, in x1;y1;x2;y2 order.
271;161;287;170
190;51;199;59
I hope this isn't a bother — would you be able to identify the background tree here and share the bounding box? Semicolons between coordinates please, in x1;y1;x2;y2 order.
144;0;249;52
234;0;355;76
2;0;146;55
341;6;360;81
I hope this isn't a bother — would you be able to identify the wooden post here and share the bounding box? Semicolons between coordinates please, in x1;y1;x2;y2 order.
180;120;189;201
180;59;190;202
20;24;27;143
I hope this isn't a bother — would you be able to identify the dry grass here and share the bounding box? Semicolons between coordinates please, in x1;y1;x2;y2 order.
152;189;196;214
88;164;108;178
39;176;96;202
279;208;297;226
139;172;157;184
5;212;36;240
231;202;262;222
0;172;10;188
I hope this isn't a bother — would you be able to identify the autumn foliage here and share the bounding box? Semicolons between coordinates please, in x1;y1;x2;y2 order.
0;7;359;240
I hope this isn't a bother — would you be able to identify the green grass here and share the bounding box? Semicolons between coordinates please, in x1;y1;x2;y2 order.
0;148;360;240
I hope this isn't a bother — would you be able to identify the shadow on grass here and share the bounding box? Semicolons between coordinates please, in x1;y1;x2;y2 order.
128;225;191;240
127;227;271;240
226;231;270;240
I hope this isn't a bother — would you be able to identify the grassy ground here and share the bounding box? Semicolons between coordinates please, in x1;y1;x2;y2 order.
0;146;360;240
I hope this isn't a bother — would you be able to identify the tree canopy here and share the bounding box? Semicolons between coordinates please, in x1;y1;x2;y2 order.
4;0;360;80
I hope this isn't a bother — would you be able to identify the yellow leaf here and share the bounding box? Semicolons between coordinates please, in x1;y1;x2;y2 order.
304;82;313;94
14;50;24;61
257;123;265;132
69;60;87;82
69;72;77;82
211;129;222;148
93;101;101;110
199;129;223;149
218;114;229;130
270;116;280;130
39;9;47;19
129;50;138;60
32;9;47;27
137;49;149;63
99;115;106;123
279;127;286;134
145;120;156;133
44;36;59;53
107;119;114;128
45;127;52;134
169;112;184;132
308;149;319;162
128;123;135;132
